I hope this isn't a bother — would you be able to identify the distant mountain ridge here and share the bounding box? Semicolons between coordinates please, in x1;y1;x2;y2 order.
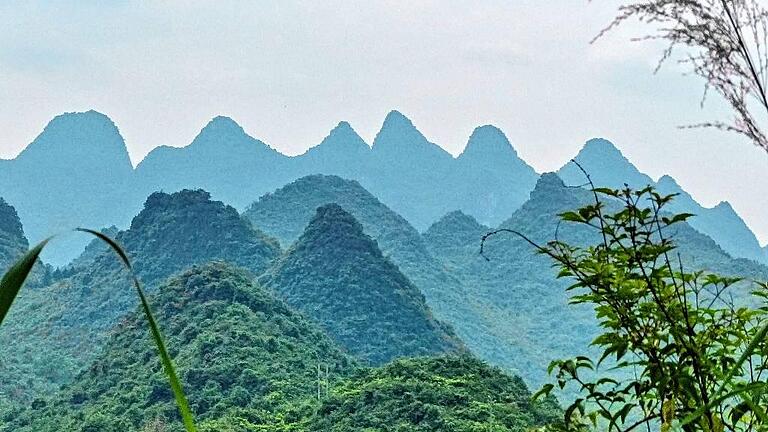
2;110;763;266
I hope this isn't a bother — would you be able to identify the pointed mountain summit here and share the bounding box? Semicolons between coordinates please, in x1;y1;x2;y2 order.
243;175;475;338
245;174;420;247
5;263;356;431
372;110;453;161
459;125;520;159
294;121;372;180
424;210;489;251
449;125;539;225
261;204;464;364
14;110;132;173
0;110;136;266
558;140;765;263
118;189;281;284
0;189;281;402
191;115;245;141
517;172;586;217
367;111;455;228
187;115;278;156
656;174;765;263
309;121;370;154
558;138;653;189
423;211;491;270
656;174;700;210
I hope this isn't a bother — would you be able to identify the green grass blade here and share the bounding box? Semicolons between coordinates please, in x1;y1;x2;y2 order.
0;238;50;326
0;229;197;432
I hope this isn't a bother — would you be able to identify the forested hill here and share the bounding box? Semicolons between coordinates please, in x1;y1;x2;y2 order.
0;190;281;403
1;263;357;432
306;356;561;431
244;174;504;366
260;204;464;364
3;263;558;432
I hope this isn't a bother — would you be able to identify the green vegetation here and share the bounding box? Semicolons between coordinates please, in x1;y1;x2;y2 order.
261;204;463;364
2;262;356;432
0;198;30;273
423;173;768;393
530;185;768;431
0;228;196;431
2;261;554;432
245;175;502;371
307;356;561;431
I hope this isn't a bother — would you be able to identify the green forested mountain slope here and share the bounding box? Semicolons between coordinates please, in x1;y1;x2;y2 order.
306;356;561;432
0;190;281;403
2;263;357;432
260;204;464;364
424;173;768;389
244;175;499;358
2;263;558;432
0;198;50;414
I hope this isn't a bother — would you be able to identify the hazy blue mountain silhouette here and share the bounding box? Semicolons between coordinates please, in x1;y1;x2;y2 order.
655;174;765;263
0;111;136;266
135;116;295;211
2;110;764;267
293;121;372;181
558;138;766;264
448;125;539;224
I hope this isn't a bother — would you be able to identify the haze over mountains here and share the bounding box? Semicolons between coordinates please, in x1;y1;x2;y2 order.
5;109;760;268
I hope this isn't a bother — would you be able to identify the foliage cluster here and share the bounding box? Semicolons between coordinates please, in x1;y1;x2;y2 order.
529;185;768;431
423;173;768;394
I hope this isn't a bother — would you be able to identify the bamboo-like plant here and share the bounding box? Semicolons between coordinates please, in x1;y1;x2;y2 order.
482;164;768;431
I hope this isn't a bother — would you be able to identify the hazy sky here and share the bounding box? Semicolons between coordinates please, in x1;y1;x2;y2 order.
1;1;766;243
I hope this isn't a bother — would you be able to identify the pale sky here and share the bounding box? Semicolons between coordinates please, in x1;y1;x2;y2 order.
1;1;766;244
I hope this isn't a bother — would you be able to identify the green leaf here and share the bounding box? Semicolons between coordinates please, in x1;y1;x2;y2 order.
0;238;50;326
560;211;584;223
532;383;554;401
